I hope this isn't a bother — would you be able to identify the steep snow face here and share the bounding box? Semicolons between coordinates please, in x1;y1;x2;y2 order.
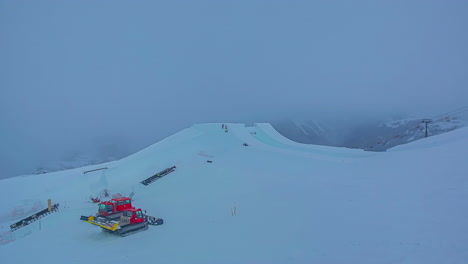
273;119;349;147
1;123;467;264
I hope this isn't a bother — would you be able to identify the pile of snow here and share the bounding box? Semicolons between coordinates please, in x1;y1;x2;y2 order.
1;123;467;264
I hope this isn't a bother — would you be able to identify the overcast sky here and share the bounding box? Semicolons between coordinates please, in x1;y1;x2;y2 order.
1;0;467;177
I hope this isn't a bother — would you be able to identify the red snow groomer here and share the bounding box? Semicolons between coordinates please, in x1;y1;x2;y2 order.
96;197;134;220
80;197;163;236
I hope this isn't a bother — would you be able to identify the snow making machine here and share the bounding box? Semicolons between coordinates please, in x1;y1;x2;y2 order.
80;198;163;236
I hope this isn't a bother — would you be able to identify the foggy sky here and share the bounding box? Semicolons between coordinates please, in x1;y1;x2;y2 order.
1;0;468;177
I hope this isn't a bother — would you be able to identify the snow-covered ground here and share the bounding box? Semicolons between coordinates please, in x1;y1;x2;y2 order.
1;123;467;263
273;114;468;151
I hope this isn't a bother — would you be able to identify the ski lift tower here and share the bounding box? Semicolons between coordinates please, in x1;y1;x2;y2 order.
421;119;432;138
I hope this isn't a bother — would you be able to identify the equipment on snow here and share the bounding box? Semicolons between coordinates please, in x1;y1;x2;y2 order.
140;166;176;186
95;197;134;220
10;203;59;231
80;198;163;236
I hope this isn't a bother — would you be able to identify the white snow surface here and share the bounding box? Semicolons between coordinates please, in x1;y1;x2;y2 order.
1;123;467;263
382;118;421;129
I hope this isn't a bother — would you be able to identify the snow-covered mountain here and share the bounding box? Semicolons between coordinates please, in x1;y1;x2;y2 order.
1;123;467;263
33;143;133;175
272;113;468;151
357;115;468;151
31;112;467;176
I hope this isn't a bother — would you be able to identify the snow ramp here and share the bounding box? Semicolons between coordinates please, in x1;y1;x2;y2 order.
238;123;371;159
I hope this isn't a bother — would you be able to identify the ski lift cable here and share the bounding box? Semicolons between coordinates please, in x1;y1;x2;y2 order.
432;108;468;122
430;107;467;120
429;106;468;120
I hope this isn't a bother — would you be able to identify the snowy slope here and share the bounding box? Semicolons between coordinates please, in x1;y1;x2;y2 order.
273;115;468;151
272;119;348;147
0;123;467;264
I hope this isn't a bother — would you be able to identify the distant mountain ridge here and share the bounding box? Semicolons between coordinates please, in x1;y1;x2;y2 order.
33;144;127;175
272;114;468;151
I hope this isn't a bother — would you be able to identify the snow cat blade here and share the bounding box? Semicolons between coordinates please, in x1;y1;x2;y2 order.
81;215;119;231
